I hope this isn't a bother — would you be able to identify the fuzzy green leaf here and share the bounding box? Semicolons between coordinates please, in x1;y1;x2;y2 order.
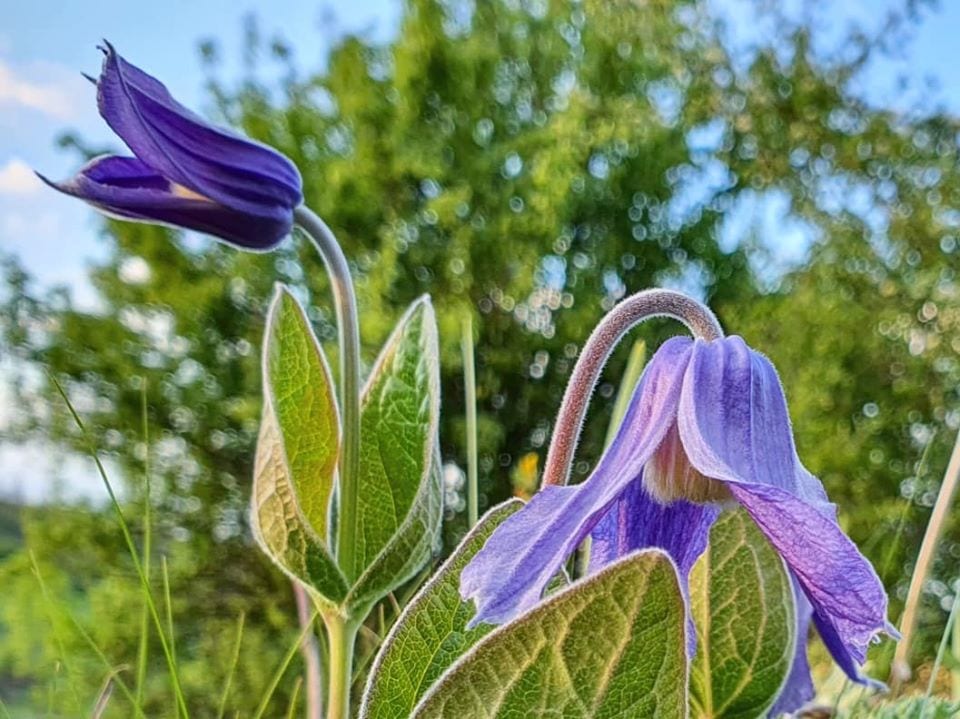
250;286;347;605
689;508;796;719
264;286;340;539
345;296;443;612
360;500;524;719
411;549;688;718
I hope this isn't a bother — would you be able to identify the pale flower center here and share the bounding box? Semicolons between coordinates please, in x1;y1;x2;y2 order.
171;182;214;202
643;423;732;505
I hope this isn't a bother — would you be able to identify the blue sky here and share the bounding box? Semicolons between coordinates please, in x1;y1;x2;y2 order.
0;0;959;501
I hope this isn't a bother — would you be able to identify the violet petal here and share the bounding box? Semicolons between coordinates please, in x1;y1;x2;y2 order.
460;337;694;626
41;155;292;250
678;336;892;685
96;43;302;217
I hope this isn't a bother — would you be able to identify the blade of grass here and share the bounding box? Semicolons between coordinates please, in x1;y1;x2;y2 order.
953;591;960;701
879;430;937;584
252;607;320;719
285;676;303;719
351;626;385;689
0;694;11;719
924;591;960;717
135;381;152;709
461;313;478;528
216;612;246;719
894;427;960;687
90;676;114;719
832;678;850;716
28;550;83;713
602;339;646;448
161;555;180;719
29;552;147;719
52;377;189;718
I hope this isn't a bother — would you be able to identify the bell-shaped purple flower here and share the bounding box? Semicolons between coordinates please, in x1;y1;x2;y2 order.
460;335;895;709
39;42;302;250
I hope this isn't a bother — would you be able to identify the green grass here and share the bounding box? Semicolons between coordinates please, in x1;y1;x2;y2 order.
0;502;23;560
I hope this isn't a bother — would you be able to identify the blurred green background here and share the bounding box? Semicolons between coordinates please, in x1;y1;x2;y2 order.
2;0;960;715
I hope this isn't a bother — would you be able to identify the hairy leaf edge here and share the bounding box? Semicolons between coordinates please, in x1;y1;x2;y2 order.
409;547;691;718
358;498;525;717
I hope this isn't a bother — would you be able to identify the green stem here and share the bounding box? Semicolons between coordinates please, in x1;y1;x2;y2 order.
322;614;358;719
135;382;151;710
461;314;479;528
293;206;362;579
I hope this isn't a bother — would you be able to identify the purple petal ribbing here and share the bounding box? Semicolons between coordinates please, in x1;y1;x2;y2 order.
677;337;892;685
460;331;894;693
42;43;302;249
459;337;693;626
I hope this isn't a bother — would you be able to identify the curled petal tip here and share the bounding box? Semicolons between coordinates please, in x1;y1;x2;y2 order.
33;171;58;191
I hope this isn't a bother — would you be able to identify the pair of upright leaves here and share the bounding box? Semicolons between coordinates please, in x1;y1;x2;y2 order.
361;505;797;718
251;286;442;616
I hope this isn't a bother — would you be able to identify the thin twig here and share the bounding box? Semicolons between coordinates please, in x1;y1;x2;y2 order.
892;428;960;686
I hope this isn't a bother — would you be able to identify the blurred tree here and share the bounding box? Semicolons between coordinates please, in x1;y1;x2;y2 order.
1;0;956;712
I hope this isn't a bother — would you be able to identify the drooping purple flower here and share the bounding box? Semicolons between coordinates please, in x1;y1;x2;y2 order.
460;335;895;707
39;42;302;250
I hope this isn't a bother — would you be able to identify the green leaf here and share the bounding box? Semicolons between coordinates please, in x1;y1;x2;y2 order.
360;500;524;719
689;508;796;719
344;296;443;612
264;286;340;540
410;549;689;718
251;286;348;605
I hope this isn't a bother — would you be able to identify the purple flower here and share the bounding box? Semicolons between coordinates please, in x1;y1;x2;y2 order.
460;335;895;708
39;42;302;250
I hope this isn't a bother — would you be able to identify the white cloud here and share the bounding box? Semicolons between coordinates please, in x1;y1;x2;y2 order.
0;157;41;194
0;441;114;505
0;58;80;119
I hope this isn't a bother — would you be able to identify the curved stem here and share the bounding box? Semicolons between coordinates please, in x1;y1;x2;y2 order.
540;289;723;488
293;206;362;578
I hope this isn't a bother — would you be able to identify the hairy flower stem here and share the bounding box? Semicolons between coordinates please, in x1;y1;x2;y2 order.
294;206;362;577
322;614;358;719
541;289;723;488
